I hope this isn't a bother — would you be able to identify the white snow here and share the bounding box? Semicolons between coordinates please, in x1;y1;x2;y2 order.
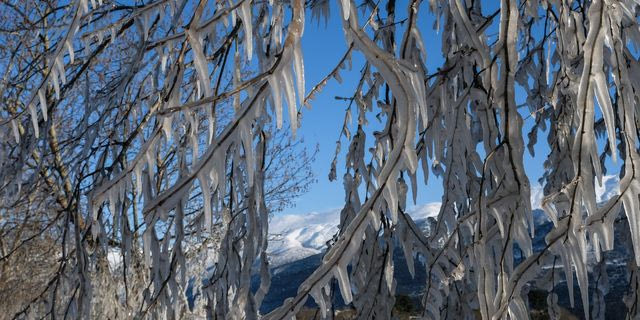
530;175;619;210
406;202;441;221
268;203;441;266
268;209;340;266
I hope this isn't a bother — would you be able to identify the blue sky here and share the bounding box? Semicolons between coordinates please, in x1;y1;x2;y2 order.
280;4;444;215
279;3;569;216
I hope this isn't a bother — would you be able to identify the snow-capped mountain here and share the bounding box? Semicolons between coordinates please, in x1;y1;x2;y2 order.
530;174;619;210
268;210;340;266
267;203;441;267
267;175;620;268
260;175;628;317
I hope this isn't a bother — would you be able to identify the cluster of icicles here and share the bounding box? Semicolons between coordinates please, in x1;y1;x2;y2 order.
5;0;640;319
3;0;305;318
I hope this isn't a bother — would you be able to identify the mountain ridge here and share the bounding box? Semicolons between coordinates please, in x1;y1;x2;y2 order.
259;175;627;318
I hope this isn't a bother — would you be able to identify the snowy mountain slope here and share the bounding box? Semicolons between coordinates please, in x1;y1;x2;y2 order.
267;174;618;268
530;175;619;210
267;203;441;267
268;209;340;266
267;176;622;268
259;213;630;319
260;176;628;317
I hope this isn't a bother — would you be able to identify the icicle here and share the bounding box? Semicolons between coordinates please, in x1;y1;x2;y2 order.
508;297;528;320
108;186;117;216
11;119;20;143
143;230;151;265
28;103;39;138
55;56;66;85
195;79;202;101
230;2;237;26
50;68;61;100
160;48;168;74
141;11;150;40
309;288;327;318
384;250;394;290
402;240;415;278
281;68;298;135
593;73;616;162
91;204;100;241
293;44;305;107
38;89;47;121
334;265;353;304
207;108;215;144
340;0;350;20
189;120;200;158
384;178;398;223
412;27;427;62
368;209;381;231
96;30;104;45
558;245;575;308
187;29;212;97
239;0;253;60
162;115;173;141
546;40;552;86
403;148;418;173
570;231;590;319
623;184;640;266
146;148;156;173
135;164;143;198
198;172;212;232
110;26;117;44
66;40;74;64
80;0;89;14
240;121;254;186
269;74;283;128
409;171;418;204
